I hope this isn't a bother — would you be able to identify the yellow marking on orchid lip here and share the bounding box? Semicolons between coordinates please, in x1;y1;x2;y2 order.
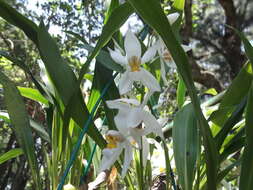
105;134;123;149
159;167;165;173
128;56;141;72
163;51;173;62
130;140;137;146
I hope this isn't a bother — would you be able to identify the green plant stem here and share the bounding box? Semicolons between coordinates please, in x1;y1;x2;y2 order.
163;140;177;190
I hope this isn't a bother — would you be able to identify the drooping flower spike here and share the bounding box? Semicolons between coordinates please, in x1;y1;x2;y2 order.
108;30;161;95
99;130;133;178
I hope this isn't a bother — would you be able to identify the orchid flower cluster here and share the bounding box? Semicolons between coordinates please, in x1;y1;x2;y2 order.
89;12;191;188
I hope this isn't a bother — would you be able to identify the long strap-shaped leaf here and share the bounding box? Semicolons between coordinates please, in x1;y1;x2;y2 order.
239;83;253;190
127;0;218;189
0;71;42;190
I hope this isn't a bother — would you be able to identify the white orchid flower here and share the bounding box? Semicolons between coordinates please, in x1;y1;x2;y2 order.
108;30;160;95
99;130;133;178
157;12;192;84
106;98;164;140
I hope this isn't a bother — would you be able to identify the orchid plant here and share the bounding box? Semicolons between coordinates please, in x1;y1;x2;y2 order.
90;21;178;188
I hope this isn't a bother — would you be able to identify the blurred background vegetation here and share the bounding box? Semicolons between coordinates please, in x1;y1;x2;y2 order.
0;0;253;189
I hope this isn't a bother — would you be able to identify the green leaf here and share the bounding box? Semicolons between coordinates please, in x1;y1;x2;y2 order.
0;71;42;190
66;29;123;73
18;87;49;105
0;0;38;45
209;62;253;126
0;148;23;164
104;0;119;24
239;83;253;190
37;22;105;148
127;1;218;189
172;0;185;11
214;98;245;150
78;2;134;81
81;42;123;72
30;119;51;143
0;112;50;143
87;62;119;130
0;51;49;99
173;103;199;190
176;75;186;108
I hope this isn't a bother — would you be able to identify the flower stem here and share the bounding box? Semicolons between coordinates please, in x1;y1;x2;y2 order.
162;140;177;190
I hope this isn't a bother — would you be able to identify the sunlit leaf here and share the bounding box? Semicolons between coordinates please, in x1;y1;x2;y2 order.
0;148;23;165
172;0;185;11
18;87;49;106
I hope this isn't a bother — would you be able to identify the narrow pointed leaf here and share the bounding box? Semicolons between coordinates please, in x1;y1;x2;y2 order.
0;71;42;190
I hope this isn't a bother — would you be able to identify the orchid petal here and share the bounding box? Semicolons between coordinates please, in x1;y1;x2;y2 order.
141;44;157;64
121;142;133;177
167;12;180;25
126;107;143;128
124;30;141;60
142;111;164;139
138;68;161;92
118;71;134;95
88;171;108;190
99;146;123;172
108;48;127;65
114;114;130;135
106;99;131;111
